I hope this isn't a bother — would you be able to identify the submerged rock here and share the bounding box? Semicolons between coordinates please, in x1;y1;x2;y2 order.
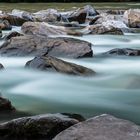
0;35;92;58
124;9;140;28
103;48;140;56
25;56;95;76
0;96;15;112
53;114;140;140
0;63;4;69
0;113;82;140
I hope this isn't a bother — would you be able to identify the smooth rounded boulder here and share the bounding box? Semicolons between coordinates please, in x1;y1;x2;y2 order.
0;35;93;58
25;55;95;76
0;113;83;140
53;114;140;140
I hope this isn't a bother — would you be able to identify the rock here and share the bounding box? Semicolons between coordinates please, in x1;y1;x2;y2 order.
4;31;22;40
103;48;140;56
0;14;28;26
22;22;82;36
0;63;4;69
0;20;12;30
0;30;2;38
0;113;82;140
0;96;15;112
0;35;93;58
33;9;60;22
53;114;140;140
25;55;95;76
97;10;125;15
89;24;123;35
124;9;140;28
11;9;33;21
61;5;98;24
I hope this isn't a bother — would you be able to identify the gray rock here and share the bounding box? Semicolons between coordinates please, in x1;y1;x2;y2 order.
0;20;12;30
22;22;83;36
25;55;95;76
0;35;93;58
0;63;4;69
53;114;140;140
0;113;83;140
103;48;140;56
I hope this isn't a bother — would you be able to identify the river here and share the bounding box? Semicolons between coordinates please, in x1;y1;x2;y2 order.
0;26;140;124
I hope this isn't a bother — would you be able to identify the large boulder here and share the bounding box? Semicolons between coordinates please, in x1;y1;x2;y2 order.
0;113;83;140
61;5;98;24
103;48;140;56
22;22;82;36
0;35;93;58
25;56;95;76
54;114;140;140
33;9;60;22
0;14;28;26
124;9;140;28
0;96;15;112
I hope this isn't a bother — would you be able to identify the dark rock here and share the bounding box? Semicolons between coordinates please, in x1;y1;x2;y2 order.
0;20;12;30
0;14;28;26
0;96;15;112
53;114;140;140
103;48;140;56
0;63;4;69
25;56;95;76
61;5;98;24
0;30;2;38
4;31;22;40
0;113;82;140
0;35;93;58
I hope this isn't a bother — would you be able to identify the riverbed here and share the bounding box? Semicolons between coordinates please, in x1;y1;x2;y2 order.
1;25;140;124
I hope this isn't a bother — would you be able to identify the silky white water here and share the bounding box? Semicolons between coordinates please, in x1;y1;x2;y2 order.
0;29;140;124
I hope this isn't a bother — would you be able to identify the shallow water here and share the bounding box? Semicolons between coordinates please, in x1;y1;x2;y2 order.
0;28;140;124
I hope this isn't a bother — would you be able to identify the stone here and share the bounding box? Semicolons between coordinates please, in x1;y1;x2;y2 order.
0;113;82;140
53;114;140;140
0;96;15;112
124;9;140;28
22;22;82;36
103;48;140;56
0;20;12;30
0;63;4;69
0;35;93;58
0;14;28;26
25;55;95;76
4;31;22;40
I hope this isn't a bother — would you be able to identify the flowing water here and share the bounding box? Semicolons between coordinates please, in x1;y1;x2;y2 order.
0;27;140;124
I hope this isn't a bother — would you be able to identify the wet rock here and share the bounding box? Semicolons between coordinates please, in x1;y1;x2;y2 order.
53;114;140;140
97;10;125;15
61;5;98;24
4;31;22;40
25;55;95;76
89;24;123;35
103;48;140;56
22;22;82;36
0;30;2;38
0;35;93;58
33;9;60;22
0;96;15;112
11;9;33;21
0;14;28;26
0;63;4;69
0;20;12;30
124;9;140;28
0;113;82;140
